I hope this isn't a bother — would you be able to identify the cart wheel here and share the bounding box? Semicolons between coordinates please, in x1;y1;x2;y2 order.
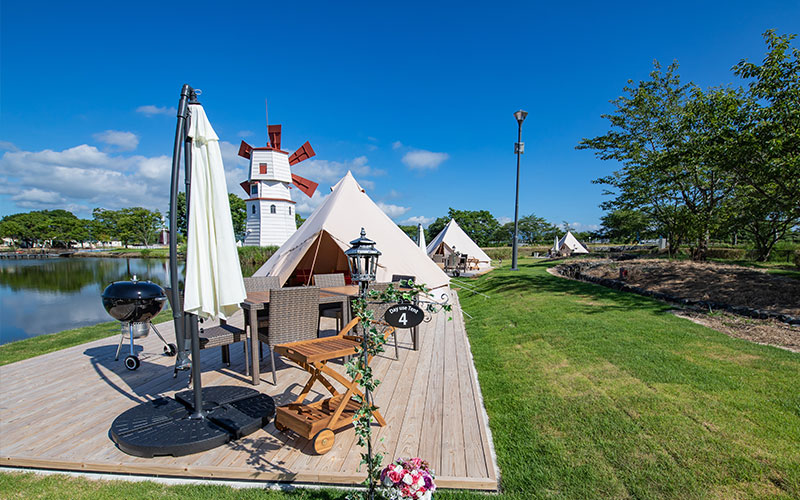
312;428;335;454
275;420;287;432
124;355;140;371
164;343;178;357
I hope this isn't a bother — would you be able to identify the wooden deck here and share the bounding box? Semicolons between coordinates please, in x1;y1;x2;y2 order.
0;291;498;490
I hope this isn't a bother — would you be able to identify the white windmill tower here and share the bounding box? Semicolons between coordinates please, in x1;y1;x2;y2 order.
238;107;318;247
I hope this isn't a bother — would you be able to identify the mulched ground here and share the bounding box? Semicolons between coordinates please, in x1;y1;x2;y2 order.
560;259;800;353
583;259;800;316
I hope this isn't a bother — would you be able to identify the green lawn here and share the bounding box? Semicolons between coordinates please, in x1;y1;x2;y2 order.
2;259;798;498
0;309;173;367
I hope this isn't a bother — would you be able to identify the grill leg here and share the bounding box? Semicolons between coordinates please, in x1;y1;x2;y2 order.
115;331;125;361
129;324;136;356
269;345;276;385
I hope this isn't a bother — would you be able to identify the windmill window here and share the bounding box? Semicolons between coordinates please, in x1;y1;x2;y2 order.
250;184;257;195
259;163;268;175
251;205;256;215
289;206;292;215
270;204;276;214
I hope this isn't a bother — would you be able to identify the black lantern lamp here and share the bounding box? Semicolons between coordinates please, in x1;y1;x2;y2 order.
345;228;381;290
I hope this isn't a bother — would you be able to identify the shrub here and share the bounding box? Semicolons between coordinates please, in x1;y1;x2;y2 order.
705;248;746;260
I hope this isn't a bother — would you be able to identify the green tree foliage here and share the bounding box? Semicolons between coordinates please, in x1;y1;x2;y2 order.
295;213;306;227
729;30;800;260
427;208;500;247
0;210;91;248
397;224;418;242
598;209;655;242
228;194;246;241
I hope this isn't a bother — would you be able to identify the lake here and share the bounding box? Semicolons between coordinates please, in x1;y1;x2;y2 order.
0;257;183;345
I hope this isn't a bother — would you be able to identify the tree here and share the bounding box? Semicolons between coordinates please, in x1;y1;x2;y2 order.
228;194;246;241
295;213;306;227
397;224;418;242
579;61;726;259
729;30;800;260
598;209;655;242
116;207;162;247
517;214;557;244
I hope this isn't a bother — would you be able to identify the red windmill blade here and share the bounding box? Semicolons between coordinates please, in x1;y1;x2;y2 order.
288;141;318;197
289;141;315;165
238;141;253;159
291;174;319;198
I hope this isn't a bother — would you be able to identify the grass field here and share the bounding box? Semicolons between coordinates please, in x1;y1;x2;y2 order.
0;309;173;367
2;258;798;498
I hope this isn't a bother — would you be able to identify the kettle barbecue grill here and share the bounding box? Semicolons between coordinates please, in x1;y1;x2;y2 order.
102;276;176;370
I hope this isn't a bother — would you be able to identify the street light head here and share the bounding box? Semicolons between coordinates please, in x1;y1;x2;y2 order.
514;109;528;125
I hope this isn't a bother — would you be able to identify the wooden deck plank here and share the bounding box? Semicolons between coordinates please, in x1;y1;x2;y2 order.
0;292;497;490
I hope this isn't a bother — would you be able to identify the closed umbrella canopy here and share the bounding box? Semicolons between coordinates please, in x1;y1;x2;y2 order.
183;104;246;320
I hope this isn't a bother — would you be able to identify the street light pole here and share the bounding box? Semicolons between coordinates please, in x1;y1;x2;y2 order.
511;109;528;271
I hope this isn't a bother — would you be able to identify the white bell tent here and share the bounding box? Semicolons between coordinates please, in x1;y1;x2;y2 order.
556;231;589;255
253;172;450;290
426;218;492;270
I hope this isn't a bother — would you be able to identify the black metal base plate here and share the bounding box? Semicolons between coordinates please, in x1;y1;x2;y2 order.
110;386;275;458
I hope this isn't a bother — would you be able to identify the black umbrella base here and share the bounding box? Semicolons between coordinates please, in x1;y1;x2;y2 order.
110;386;275;458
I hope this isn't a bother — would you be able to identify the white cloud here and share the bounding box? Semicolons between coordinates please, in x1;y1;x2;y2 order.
392;141;403;150
401;215;434;226
219;140;250;196
136;105;175;117
294;190;329;216
0;141;19;152
93;130;139;152
0;145;173;216
569;222;600;231
237;130;254;138
401;149;449;170
377;202;410;219
497;216;512;224
292;156;383;192
367;136;378;142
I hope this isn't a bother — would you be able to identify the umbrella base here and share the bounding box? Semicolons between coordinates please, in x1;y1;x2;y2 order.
110;386;275;458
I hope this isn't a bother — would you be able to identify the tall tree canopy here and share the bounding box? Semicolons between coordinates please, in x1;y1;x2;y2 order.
427;208;500;247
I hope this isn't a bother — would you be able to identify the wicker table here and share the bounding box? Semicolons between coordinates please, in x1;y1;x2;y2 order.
240;285;358;385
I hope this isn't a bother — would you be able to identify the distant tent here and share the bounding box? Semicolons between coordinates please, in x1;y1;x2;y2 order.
253;171;450;290
417;223;426;251
556;231;589;255
426;219;492;270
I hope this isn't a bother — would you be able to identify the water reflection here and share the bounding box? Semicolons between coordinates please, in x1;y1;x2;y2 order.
0;257;185;345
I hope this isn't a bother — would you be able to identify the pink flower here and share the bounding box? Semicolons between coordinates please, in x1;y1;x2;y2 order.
388;469;403;484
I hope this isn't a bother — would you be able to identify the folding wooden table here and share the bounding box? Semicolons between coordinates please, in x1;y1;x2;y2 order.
272;318;395;454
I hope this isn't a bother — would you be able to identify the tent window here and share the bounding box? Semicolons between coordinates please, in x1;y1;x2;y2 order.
270;204;276;214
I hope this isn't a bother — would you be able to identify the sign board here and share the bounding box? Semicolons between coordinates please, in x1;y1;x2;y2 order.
384;303;424;329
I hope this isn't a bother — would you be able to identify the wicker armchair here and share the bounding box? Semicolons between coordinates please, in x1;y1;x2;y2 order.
243;276;280;331
258;286;320;384
313;273;346;333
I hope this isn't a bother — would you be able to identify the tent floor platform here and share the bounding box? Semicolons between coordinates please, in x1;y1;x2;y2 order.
0;291;498;491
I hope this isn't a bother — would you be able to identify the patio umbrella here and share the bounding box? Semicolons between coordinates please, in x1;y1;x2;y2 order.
183;104;246;320
417;223;426;252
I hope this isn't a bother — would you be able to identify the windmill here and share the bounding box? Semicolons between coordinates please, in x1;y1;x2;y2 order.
238;108;319;246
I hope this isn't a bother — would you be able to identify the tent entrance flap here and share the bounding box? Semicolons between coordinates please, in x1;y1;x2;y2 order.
289;231;350;285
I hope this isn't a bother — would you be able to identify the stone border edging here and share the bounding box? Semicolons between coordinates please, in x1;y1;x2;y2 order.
554;262;800;326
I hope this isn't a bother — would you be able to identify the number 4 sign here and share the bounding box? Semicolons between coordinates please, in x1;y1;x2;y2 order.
384;303;424;328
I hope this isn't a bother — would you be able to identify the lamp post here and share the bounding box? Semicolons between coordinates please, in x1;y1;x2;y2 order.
344;228;381;500
511;109;528;271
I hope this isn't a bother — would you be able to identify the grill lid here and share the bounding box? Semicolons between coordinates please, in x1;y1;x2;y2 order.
102;275;167;323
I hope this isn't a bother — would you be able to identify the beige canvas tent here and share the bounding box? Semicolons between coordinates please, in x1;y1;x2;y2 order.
426;219;492;270
556;231;589;255
253;171;450;290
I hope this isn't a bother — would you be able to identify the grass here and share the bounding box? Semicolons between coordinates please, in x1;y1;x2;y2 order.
2;258;799;498
0;309;173;367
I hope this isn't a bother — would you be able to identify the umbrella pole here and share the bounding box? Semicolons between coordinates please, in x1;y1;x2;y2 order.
169;84;193;374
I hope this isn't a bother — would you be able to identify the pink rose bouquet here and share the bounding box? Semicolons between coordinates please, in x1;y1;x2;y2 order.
380;457;436;499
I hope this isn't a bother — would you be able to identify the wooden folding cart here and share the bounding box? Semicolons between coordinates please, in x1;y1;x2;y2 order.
273;318;395;454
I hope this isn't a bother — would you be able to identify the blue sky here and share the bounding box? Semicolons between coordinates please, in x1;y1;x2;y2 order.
1;1;798;231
